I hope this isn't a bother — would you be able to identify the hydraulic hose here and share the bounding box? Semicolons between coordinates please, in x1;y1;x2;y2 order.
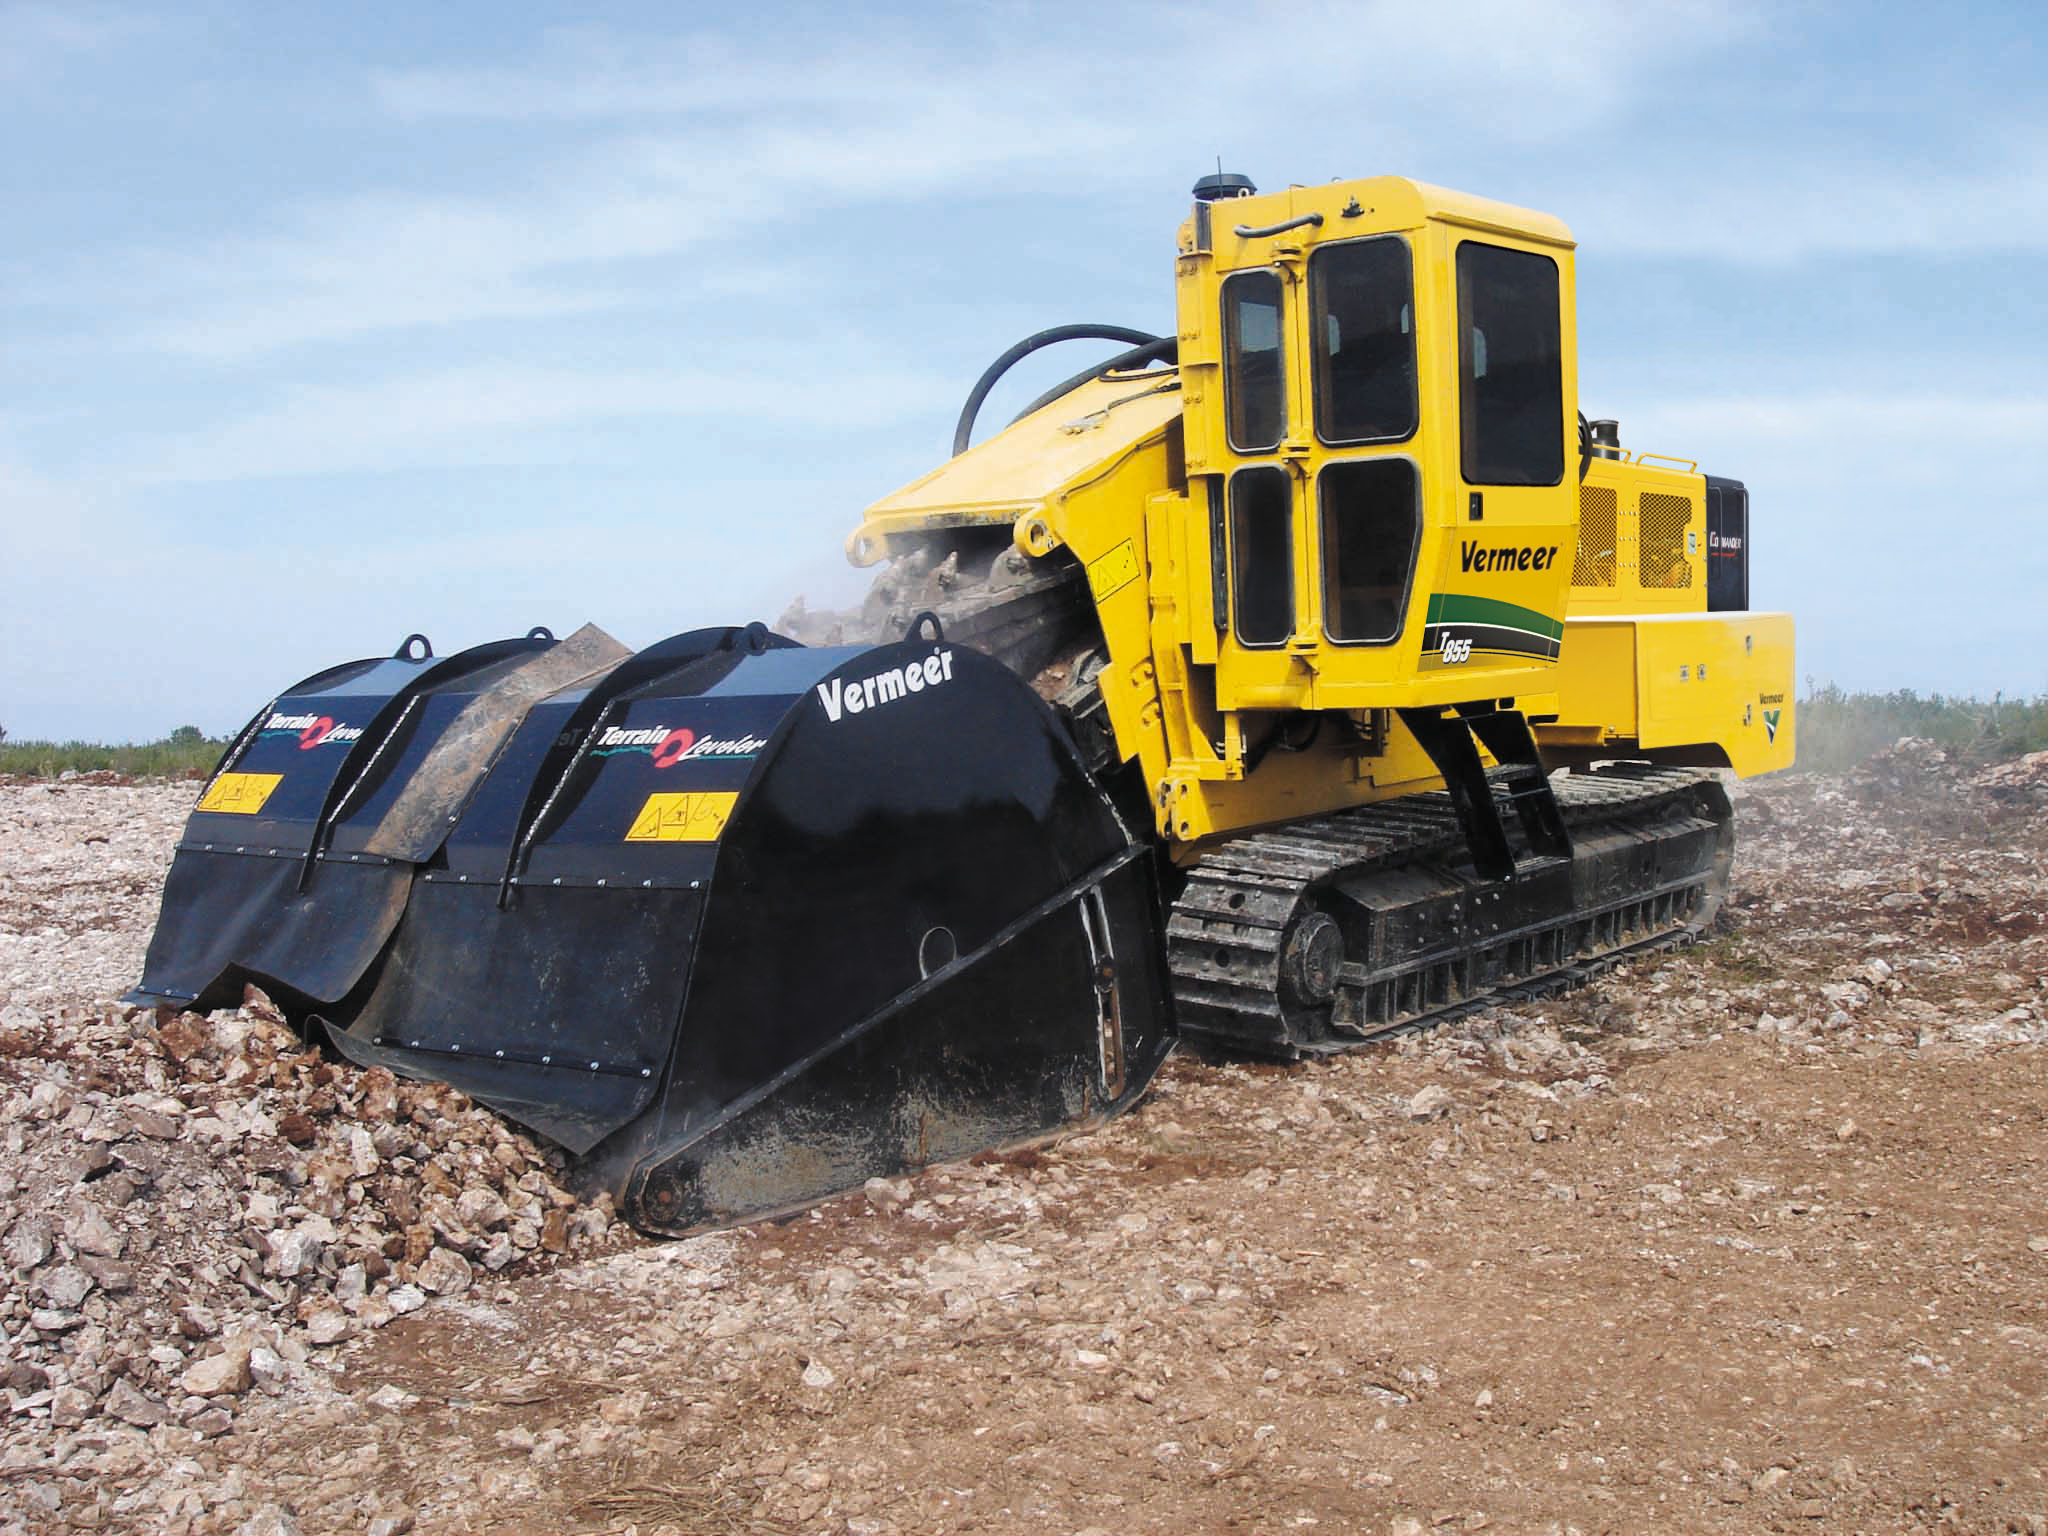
952;323;1161;456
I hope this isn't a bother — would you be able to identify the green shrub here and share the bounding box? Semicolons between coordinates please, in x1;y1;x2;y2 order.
1795;683;2048;774
0;732;228;779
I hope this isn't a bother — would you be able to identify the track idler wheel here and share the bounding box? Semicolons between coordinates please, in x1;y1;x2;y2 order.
1278;910;1344;1009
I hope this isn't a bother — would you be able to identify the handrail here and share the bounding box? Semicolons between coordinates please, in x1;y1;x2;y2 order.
1233;212;1325;239
1586;448;1703;473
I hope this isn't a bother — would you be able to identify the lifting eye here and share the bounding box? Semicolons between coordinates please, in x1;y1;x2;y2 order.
919;926;957;978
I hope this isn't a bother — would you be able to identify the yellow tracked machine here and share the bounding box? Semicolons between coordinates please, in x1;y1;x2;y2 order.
130;173;1794;1234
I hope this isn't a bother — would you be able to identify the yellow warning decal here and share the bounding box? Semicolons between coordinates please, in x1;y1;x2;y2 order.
196;772;283;816
623;791;739;843
1086;540;1141;602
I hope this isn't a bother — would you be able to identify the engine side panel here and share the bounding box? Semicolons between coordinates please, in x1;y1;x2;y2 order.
1537;612;1795;777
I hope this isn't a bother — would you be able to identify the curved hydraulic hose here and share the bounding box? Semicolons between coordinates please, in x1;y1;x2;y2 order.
1009;336;1180;427
952;324;1160;456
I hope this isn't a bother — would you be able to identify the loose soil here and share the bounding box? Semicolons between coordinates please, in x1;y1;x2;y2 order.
2;745;2045;1535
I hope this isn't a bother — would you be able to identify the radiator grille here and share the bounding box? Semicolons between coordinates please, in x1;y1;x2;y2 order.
1638;492;1694;589
1574;486;1617;587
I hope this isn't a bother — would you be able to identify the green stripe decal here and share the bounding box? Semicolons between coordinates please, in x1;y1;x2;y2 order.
1423;593;1565;641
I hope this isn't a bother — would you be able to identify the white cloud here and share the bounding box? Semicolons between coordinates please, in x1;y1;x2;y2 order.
16;0;2048;739
104;0;1754;359
0;455;868;739
1628;390;2048;445
0;450;134;738
1579;155;2048;262
17;0;2032;385
1266;0;1752;139
130;99;1116;359
373;24;931;121
375;3;1750;136
0;454;91;562
132;361;951;482
0;1;139;83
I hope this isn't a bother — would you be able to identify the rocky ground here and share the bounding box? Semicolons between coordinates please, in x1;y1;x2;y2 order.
2;744;2045;1535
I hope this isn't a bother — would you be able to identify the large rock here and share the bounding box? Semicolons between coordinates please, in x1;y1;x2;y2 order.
265;1219;335;1278
454;1187;509;1231
1404;1084;1454;1120
4;1214;54;1269
182;1343;254;1397
416;1246;473;1297
156;1011;213;1064
103;1377;166;1426
38;1264;94;1309
303;1310;352;1346
65;1202;126;1258
386;1284;427;1316
248;1345;288;1393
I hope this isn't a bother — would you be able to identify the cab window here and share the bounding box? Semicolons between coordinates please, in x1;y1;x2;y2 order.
1223;270;1286;453
1310;237;1415;445
1456;243;1563;486
1320;459;1420;643
1230;466;1292;646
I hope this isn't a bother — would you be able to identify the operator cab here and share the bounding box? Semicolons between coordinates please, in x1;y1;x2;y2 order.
1175;174;1579;717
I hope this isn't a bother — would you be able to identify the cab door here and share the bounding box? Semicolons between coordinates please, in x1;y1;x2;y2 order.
1211;262;1309;712
1304;233;1426;681
1428;231;1578;684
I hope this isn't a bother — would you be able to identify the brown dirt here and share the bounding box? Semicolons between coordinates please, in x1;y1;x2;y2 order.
4;744;2047;1534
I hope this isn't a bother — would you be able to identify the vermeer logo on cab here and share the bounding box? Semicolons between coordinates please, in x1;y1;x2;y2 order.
817;650;955;723
1460;541;1560;574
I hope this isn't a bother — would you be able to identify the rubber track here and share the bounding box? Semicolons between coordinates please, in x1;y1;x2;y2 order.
1167;766;1729;1057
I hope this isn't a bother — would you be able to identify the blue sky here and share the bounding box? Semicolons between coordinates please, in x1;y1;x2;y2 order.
4;0;2045;739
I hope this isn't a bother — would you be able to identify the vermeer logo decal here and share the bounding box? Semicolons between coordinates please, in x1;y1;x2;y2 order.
817;650;954;723
1763;708;1782;745
1460;541;1559;574
262;713;363;750
595;725;768;769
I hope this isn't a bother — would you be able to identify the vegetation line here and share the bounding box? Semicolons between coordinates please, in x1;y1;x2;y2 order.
1793;684;2048;775
0;725;225;780
2;686;2044;780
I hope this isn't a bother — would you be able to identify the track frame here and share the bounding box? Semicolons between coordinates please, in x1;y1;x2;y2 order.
1166;766;1734;1057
